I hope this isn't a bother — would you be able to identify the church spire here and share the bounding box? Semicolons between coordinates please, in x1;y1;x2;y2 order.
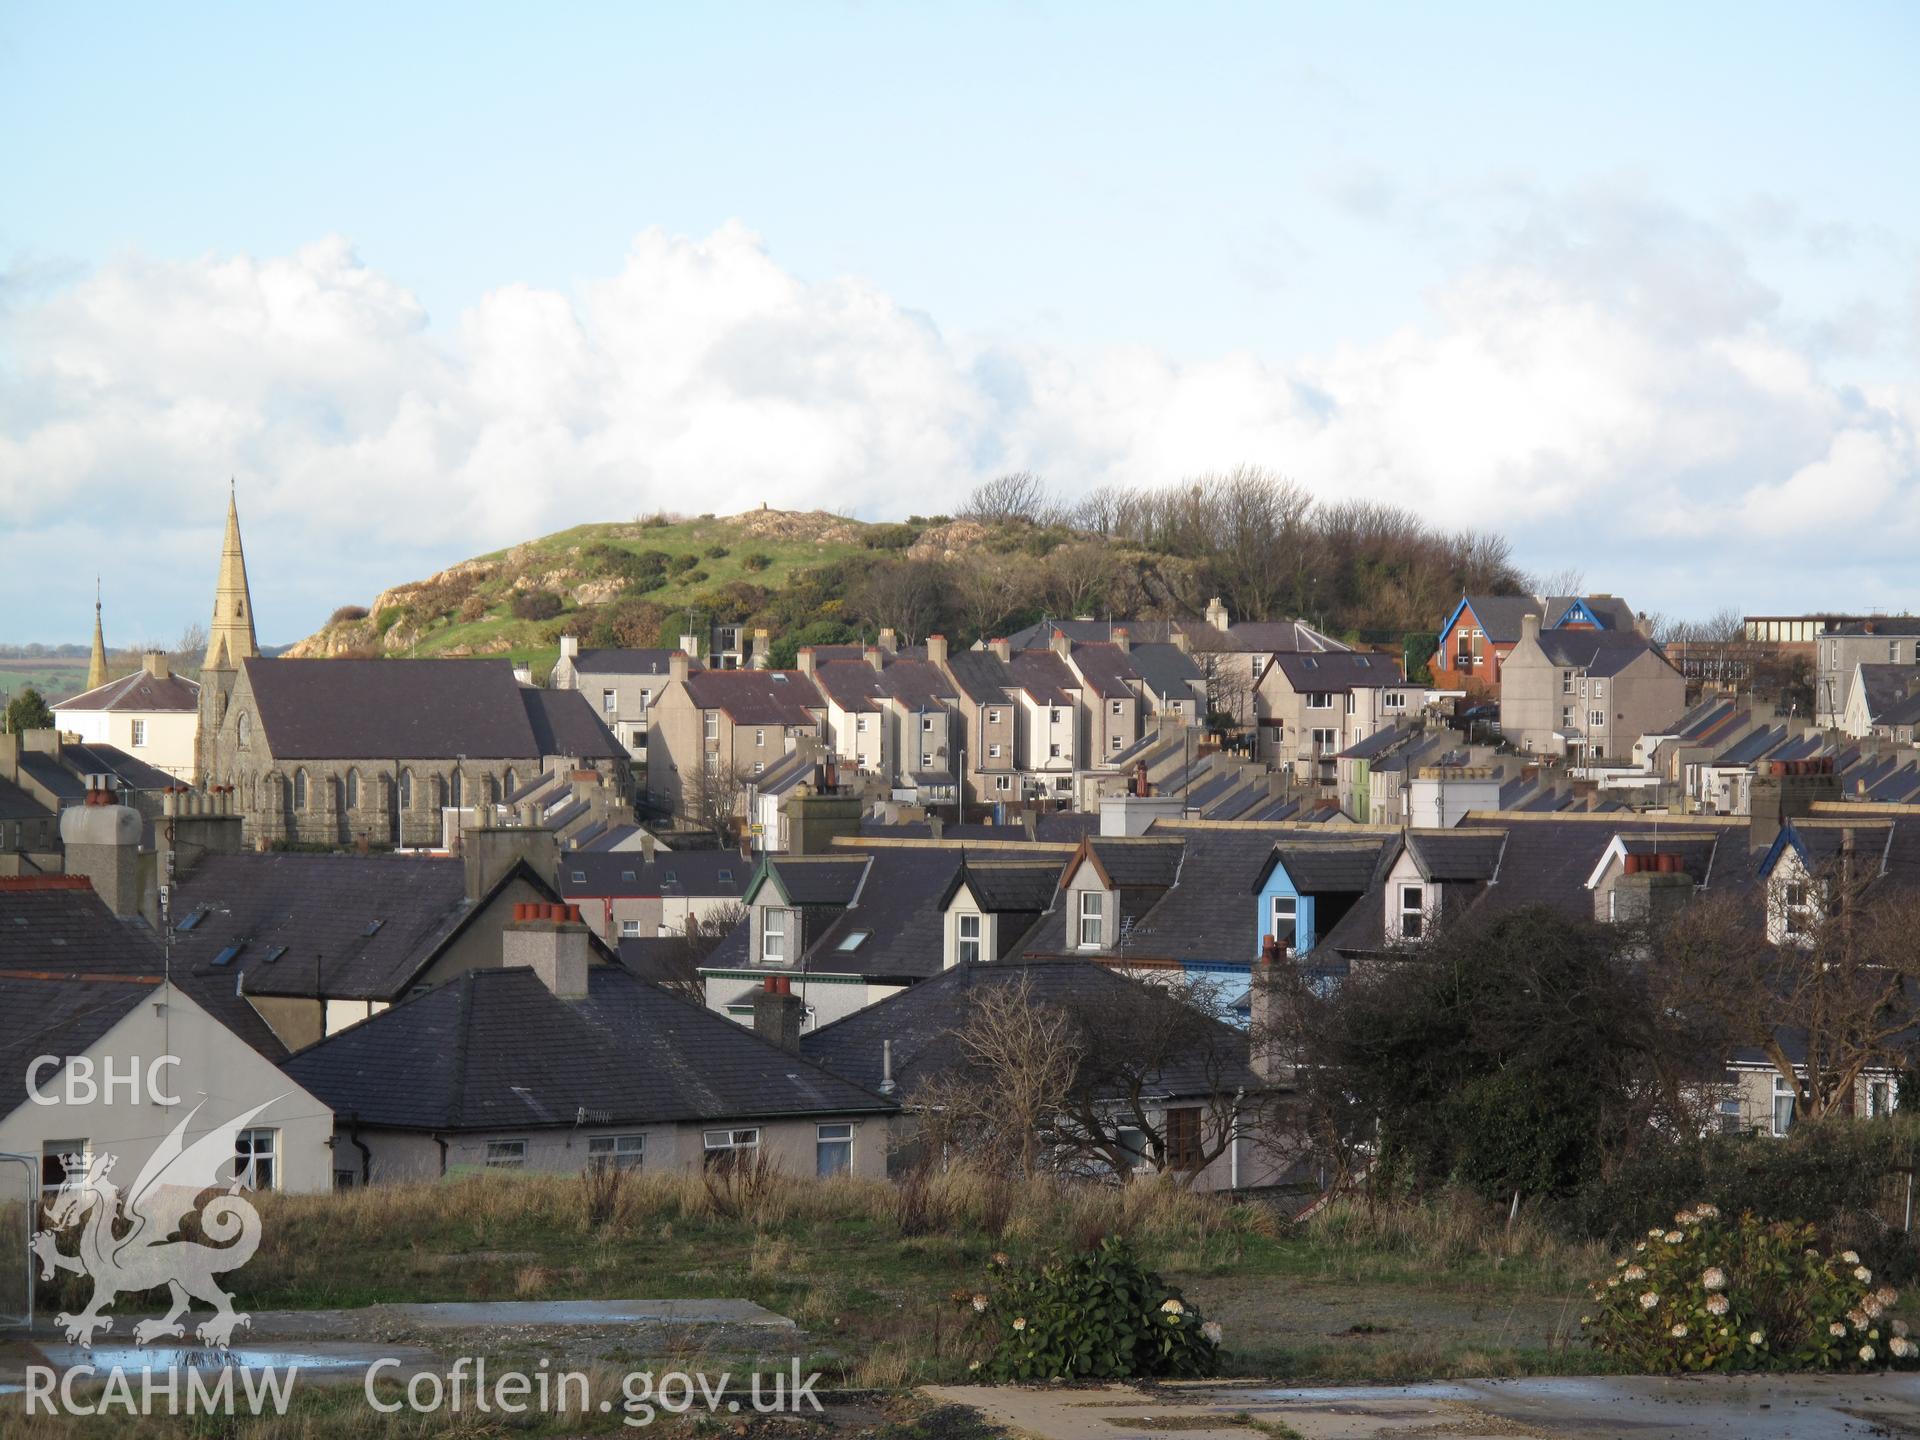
203;480;259;672
86;577;109;691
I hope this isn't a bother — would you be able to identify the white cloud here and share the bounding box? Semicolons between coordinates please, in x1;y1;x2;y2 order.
3;200;1918;640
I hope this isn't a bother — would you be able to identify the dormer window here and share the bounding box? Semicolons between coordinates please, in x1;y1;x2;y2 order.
956;912;982;964
1399;884;1425;940
1078;891;1103;949
762;909;788;964
1271;896;1297;954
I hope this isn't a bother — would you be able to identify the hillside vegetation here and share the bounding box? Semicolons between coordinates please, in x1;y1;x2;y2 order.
289;473;1526;674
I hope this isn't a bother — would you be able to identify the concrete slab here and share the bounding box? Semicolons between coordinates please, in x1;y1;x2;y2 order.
367;1299;797;1330
930;1374;1920;1440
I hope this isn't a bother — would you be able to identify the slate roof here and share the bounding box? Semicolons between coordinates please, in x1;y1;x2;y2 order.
1460;594;1637;643
1006;650;1079;706
1111;827;1288;962
558;850;749;899
1262;839;1395;894
61;742;177;792
1267;651;1404;692
757;856;870;907
682;670;824;726
1128;643;1205;699
812;657;956;714
1853;664;1920;724
570;648;694;676
0;973;151;1118
283;964;894;1131
166;853;478;1001
18;753;87;803
0;776;51;822
947;860;1064;915
1827;618;1920;637
0;877;287;1061
53;669;200;713
1405;831;1508;882
1067;643;1138;701
801;960;1261;1100
520;688;627;761
1533;630;1671;679
946;649;1014;704
1087;838;1185;889
243;657;542;760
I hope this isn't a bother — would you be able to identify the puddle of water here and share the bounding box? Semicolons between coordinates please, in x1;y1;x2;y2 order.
1235;1383;1479;1404
39;1344;378;1375
387;1299;794;1328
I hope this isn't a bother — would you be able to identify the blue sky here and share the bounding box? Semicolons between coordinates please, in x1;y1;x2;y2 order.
4;3;1918;644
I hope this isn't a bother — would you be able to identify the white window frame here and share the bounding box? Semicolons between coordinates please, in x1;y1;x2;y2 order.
620;918;641;937
988;743;1002;759
1078;890;1103;949
1399;884;1425;940
130;719;146;747
235;1127;278;1191
956;911;982;964
1305;692;1333;710
703;1127;761;1169
1271;895;1297;952
588;1134;645;1172
815;1123;853;1177
1772;1077;1795;1137
704;713;719;741
486;1139;528;1169
762;908;788;964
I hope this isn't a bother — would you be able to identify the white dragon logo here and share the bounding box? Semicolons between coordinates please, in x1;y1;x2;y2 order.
32;1098;283;1348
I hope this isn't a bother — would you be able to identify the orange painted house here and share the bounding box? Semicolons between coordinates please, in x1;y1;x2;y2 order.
1429;594;1639;696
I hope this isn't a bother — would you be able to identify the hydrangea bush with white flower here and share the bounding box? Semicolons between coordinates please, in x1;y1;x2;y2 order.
1585;1204;1918;1372
958;1235;1222;1381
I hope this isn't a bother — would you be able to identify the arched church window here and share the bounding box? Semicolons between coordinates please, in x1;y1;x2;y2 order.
237;712;251;748
450;771;463;809
399;770;413;810
345;770;359;809
293;769;307;810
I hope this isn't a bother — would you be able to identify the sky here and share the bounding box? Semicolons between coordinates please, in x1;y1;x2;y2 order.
3;2;1918;645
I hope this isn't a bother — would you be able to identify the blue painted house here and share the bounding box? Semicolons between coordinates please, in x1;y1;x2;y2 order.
1250;837;1398;957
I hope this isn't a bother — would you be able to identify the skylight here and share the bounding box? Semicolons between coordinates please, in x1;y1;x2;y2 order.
571;870;586;883
837;931;870;951
211;944;244;967
176;906;209;932
261;945;287;964
364;919;385;937
718;868;734;883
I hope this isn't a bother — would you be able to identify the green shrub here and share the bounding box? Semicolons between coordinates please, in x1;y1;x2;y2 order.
704;544;729;560
512;591;563;622
863;523;920;551
1584;1203;1917;1372
375;607;404;633
667;553;698;574
742;552;773;573
962;1236;1220;1381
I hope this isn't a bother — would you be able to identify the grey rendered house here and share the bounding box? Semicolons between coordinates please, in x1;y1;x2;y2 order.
283;908;898;1182
1498;614;1685;761
550;637;698;759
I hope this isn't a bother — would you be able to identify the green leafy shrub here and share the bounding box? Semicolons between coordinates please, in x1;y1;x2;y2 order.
863;523;920;551
667;553;699;574
961;1236;1220;1381
512;591;563;622
741;552;773;572
375;607;404;634
1584;1203;1918;1372
704;544;729;560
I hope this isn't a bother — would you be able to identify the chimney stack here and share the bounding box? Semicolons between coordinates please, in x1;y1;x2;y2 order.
878;628;898;654
142;650;169;680
59;797;145;917
1205;597;1230;633
1521;612;1542;643
797;647;817;676
503;903;592;999
864;645;884;672
927;634;949;669
641;830;657;863
1113;627;1130;654
669;650;690;684
751;629;771;670
879;1038;896;1094
560;635;579;661
1049;629;1071;659
989;637;1011;662
752;975;805;1052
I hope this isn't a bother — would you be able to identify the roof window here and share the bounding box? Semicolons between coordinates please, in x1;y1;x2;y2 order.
837;931;870;951
211;944;244;967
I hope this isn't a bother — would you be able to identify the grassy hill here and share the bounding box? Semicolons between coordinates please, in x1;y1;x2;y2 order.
289;509;894;672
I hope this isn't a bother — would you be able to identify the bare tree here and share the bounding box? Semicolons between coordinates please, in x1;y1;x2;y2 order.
856;559;952;645
1042;542;1115;619
643;902;749;1002
1656;844;1920;1124
684;754;748;838
951;555;1036;645
1526;565;1586;599
963;471;1051;525
915;974;1084;1178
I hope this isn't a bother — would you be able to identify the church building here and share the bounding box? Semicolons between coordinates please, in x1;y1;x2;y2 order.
193;491;628;847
